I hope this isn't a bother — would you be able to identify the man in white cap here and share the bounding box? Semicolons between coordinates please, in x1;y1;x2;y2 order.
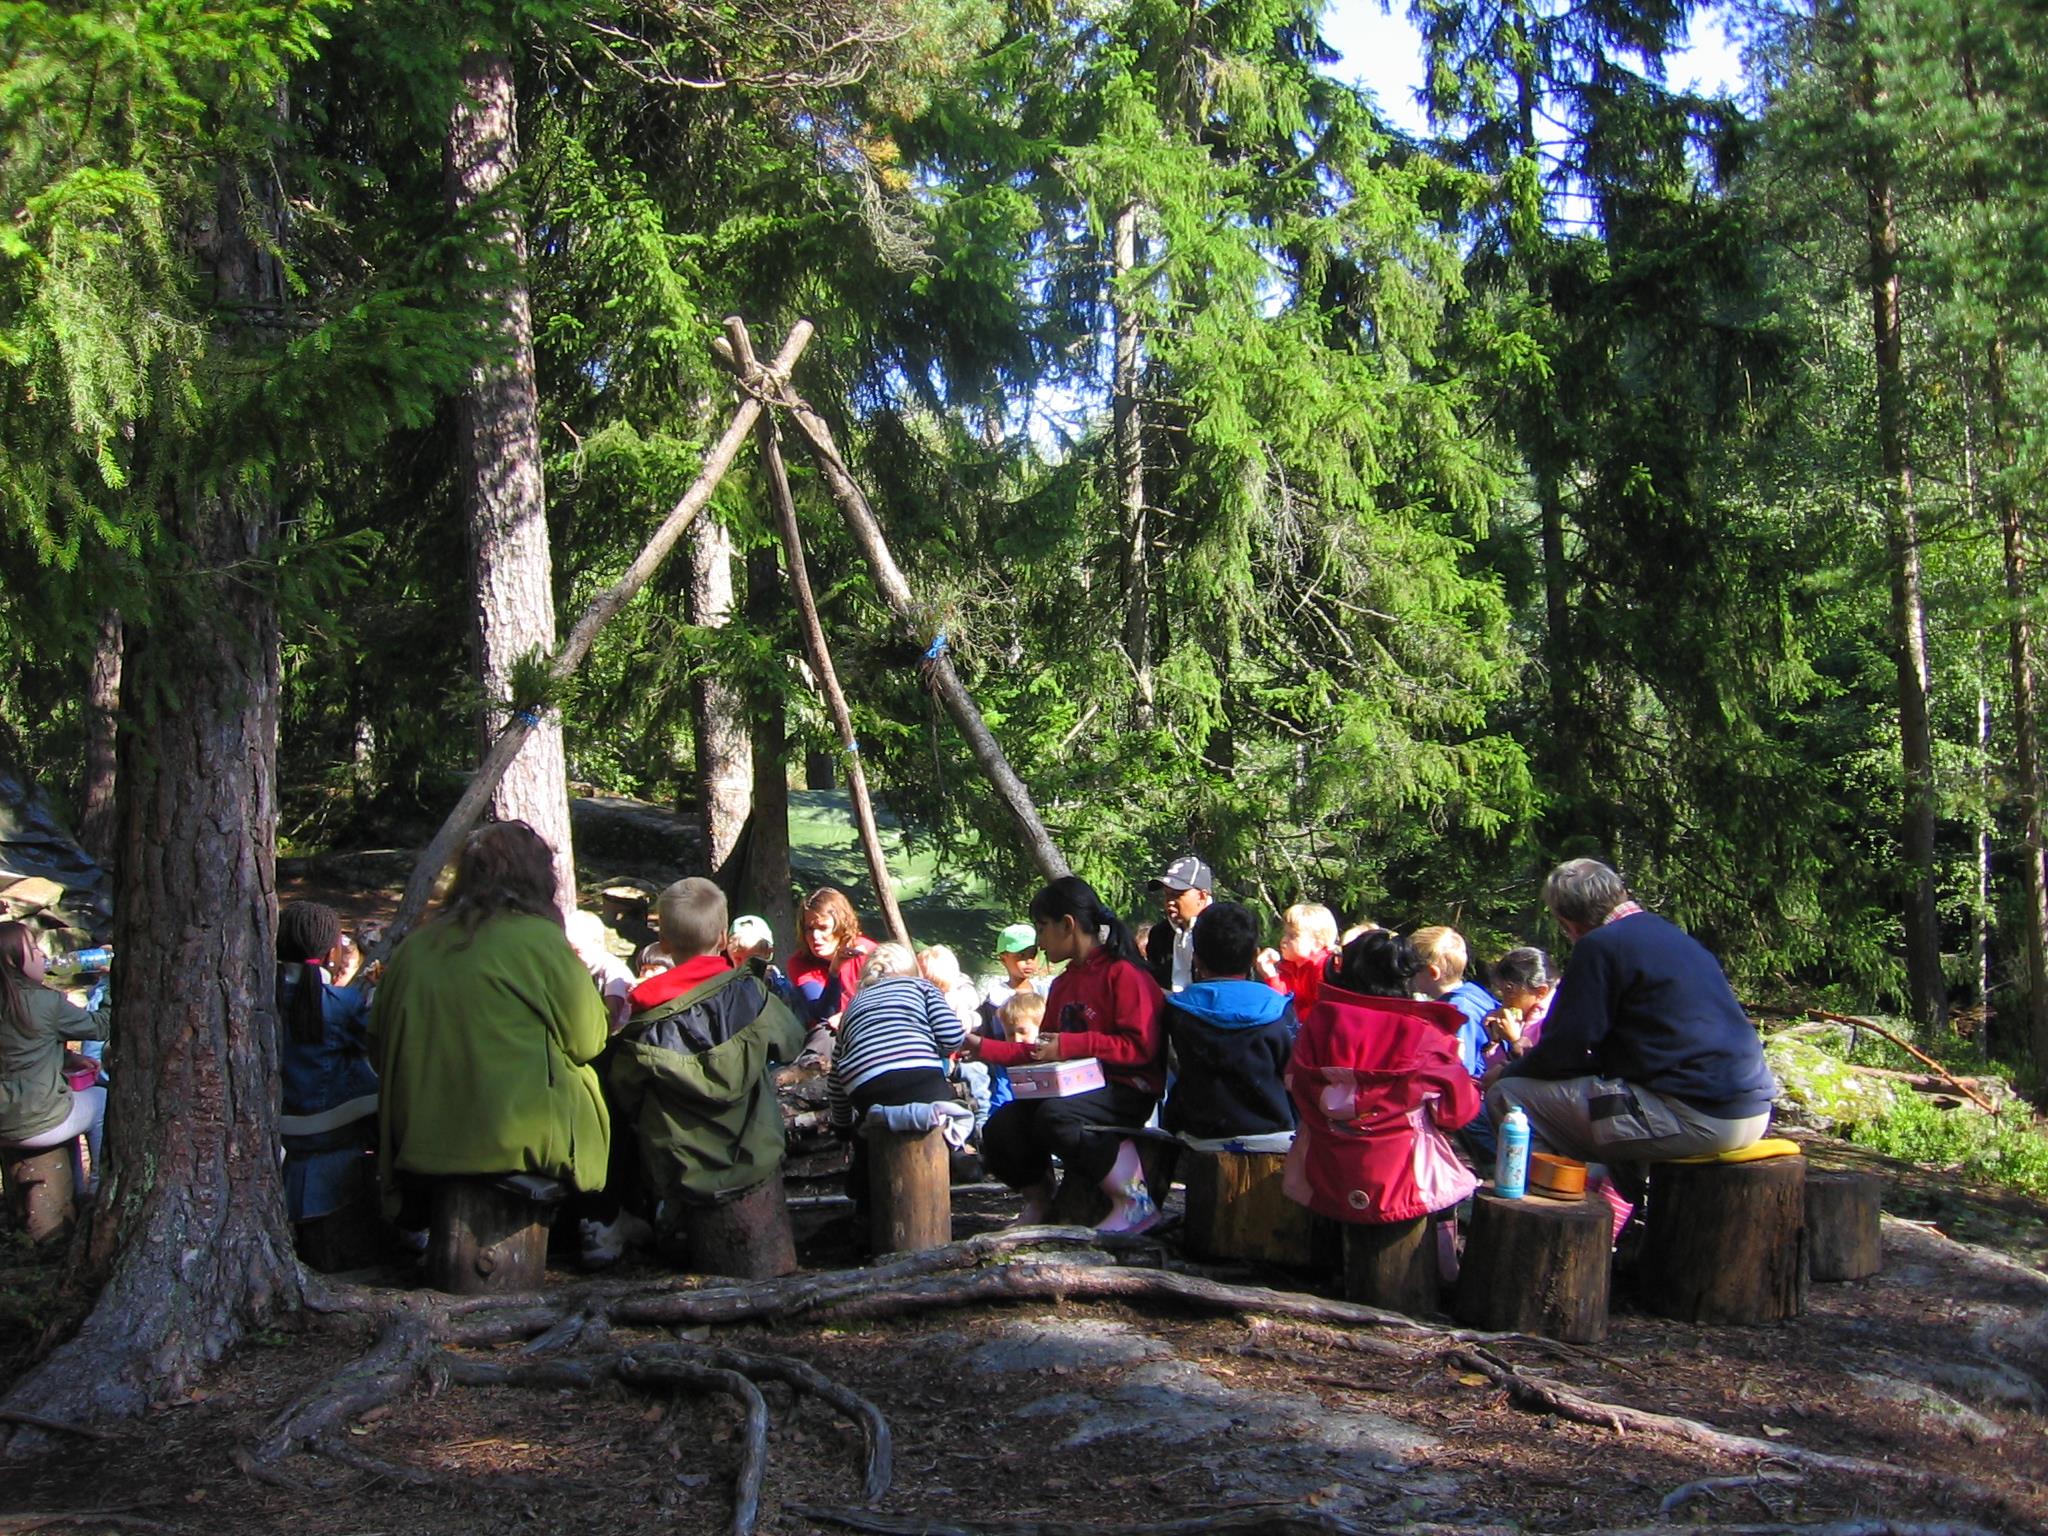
1148;854;1214;993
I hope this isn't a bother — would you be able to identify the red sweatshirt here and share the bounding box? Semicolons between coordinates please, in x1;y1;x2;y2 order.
1267;950;1332;1019
979;947;1166;1097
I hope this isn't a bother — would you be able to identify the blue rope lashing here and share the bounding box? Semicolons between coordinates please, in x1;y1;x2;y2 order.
514;707;542;729
923;630;949;662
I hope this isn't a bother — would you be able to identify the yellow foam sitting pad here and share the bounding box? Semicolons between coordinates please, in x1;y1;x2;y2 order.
1664;1138;1802;1166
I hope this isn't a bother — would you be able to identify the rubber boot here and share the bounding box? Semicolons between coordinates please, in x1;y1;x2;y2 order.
1014;1174;1058;1226
1096;1139;1159;1235
1589;1171;1634;1243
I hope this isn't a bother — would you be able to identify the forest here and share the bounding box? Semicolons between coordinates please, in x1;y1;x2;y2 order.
4;3;2048;1530
9;0;2048;1067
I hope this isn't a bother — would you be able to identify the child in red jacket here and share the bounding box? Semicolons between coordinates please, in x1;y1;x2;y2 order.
970;877;1166;1233
1283;929;1480;1238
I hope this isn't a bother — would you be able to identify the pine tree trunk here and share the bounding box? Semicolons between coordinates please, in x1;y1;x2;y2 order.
1;170;300;1432
1861;110;1945;1036
1957;28;2048;1062
76;607;122;867
445;47;575;913
744;544;796;942
687;516;752;881
1111;200;1153;726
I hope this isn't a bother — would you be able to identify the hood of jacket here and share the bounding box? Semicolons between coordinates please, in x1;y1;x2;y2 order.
1172;978;1293;1030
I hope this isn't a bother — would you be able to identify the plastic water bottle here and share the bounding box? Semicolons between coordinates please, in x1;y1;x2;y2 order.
49;946;113;980
1496;1107;1531;1200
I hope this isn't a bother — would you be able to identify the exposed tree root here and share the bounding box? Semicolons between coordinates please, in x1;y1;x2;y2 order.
0;1516;175;1536
0;1411;113;1443
229;1229;2021;1531
790;1512;2002;1536
668;1338;892;1501
616;1354;767;1536
1659;1469;1805;1516
1439;1343;2005;1507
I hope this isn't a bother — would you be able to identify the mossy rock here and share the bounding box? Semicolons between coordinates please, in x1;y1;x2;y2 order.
1766;1034;1898;1131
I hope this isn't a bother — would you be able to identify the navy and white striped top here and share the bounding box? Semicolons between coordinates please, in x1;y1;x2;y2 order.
827;976;967;1129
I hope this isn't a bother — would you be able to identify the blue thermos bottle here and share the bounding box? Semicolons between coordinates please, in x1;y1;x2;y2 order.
1496;1107;1531;1199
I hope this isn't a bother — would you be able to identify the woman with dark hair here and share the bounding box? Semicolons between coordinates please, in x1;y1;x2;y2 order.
370;822;610;1220
277;902;378;1227
785;886;877;1065
1283;928;1479;1246
0;920;109;1198
972;877;1166;1233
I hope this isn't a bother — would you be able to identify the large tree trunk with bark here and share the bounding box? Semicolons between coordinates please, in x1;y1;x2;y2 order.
1861;93;1945;1037
0;169;300;1434
687;516;753;882
76;607;122;867
445;47;576;913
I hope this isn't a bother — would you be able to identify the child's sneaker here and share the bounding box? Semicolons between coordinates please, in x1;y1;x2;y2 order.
1096;1187;1160;1236
579;1210;653;1268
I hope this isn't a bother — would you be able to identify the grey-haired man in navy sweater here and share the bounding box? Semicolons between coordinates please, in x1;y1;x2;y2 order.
1487;859;1776;1170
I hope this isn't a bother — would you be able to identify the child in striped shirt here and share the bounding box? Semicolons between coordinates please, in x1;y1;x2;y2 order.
828;943;969;1215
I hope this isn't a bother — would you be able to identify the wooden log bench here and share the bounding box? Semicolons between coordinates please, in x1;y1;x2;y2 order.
1641;1139;1806;1324
1805;1168;1882;1282
0;1143;75;1243
425;1173;562;1295
867;1124;952;1257
682;1172;798;1280
1454;1188;1611;1342
1180;1147;1316;1267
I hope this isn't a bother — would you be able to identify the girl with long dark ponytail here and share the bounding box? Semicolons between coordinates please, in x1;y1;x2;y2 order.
970;877;1167;1233
276;902;379;1227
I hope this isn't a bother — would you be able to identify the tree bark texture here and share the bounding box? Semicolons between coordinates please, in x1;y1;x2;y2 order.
1111;200;1153;726
384;323;812;950
1453;1190;1610;1343
445;48;576;914
742;544;796;942
1803;1169;1882;1283
5;262;303;1422
76;607;122;867
1860;82;1945;1037
687;515;753;881
1642;1155;1807;1325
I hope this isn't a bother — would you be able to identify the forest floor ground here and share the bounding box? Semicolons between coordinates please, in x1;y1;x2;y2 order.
4;800;2045;1535
2;1145;2046;1536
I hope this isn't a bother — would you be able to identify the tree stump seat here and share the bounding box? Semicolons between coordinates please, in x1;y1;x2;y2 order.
1453;1188;1611;1342
425;1173;563;1295
1805;1168;1882;1282
1343;1215;1442;1317
866;1123;952;1257
1641;1139;1806;1324
1180;1146;1317;1267
680;1172;798;1279
0;1143;76;1243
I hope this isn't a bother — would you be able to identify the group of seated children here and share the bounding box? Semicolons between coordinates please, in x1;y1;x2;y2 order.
270;822;1606;1275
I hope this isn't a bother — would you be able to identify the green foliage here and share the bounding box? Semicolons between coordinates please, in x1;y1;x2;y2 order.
1843;1092;2048;1200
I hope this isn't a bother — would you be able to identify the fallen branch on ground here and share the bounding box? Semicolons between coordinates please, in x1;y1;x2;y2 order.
1659;1469;1804;1515
1798;1012;2002;1115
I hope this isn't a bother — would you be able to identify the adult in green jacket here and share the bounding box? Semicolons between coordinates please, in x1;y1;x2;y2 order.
371;823;609;1214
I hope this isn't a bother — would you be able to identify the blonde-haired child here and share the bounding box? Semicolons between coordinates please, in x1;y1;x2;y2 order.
1411;924;1503;1157
1255;902;1340;1017
998;988;1045;1046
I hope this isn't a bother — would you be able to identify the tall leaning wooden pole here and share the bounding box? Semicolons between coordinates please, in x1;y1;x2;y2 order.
722;318;910;946
385;323;815;948
722;324;1072;885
